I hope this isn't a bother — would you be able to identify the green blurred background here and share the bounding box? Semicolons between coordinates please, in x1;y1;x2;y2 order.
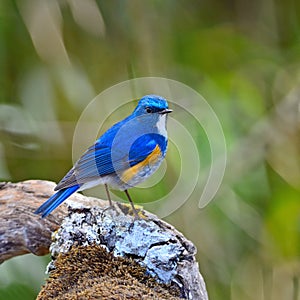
1;1;300;299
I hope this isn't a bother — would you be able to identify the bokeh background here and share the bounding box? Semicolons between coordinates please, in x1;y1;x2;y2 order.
1;1;300;299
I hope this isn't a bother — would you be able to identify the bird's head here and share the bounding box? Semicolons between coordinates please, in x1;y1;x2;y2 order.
133;94;172;117
131;95;172;136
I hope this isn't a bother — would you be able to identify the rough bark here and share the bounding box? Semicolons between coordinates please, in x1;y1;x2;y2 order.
0;180;67;263
0;180;208;300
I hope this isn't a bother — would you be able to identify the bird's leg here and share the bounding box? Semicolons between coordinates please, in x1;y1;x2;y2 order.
124;190;139;218
105;184;113;207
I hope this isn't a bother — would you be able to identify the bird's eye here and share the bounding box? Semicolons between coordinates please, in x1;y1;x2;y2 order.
145;107;152;113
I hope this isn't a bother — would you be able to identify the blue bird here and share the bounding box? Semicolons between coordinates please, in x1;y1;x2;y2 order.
34;95;172;218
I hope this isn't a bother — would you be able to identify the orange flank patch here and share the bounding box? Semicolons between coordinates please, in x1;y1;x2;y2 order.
121;144;162;184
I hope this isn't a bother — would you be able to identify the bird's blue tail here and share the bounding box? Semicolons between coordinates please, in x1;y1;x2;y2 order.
34;185;80;218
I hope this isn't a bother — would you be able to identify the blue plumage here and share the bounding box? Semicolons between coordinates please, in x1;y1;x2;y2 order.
34;185;80;218
35;95;172;217
128;133;168;165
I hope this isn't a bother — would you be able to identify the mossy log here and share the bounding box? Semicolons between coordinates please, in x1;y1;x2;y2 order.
0;180;208;300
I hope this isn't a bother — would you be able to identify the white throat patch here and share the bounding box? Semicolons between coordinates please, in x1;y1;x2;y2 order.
156;114;167;137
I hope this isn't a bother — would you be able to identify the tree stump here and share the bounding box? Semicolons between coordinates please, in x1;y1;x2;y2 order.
0;180;208;300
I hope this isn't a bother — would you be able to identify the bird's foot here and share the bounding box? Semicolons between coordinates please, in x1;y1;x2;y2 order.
116;202;146;220
101;200;117;216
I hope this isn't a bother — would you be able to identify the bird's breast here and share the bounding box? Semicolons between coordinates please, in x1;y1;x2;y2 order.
120;144;163;185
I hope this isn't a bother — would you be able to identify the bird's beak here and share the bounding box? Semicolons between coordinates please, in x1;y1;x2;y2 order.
159;109;173;115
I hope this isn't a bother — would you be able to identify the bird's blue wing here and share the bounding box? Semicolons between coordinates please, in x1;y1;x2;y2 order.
55;142;119;190
55;132;167;190
128;133;167;166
